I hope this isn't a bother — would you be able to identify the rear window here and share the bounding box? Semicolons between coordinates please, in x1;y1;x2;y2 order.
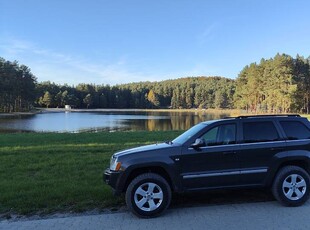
243;121;279;143
280;121;310;140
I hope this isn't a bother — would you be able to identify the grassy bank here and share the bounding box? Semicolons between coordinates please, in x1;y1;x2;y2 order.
0;130;182;216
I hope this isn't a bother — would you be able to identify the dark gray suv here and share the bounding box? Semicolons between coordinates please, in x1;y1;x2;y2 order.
104;114;310;217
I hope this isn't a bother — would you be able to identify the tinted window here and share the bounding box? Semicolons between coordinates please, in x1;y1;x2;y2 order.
243;121;279;143
201;124;236;146
280;121;310;140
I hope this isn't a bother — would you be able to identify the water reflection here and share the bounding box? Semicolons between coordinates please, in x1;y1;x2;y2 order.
0;111;229;133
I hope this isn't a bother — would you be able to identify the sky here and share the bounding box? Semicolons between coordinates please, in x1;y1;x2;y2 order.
1;0;310;86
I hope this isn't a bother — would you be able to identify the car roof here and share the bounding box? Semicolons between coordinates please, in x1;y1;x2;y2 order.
201;114;304;124
223;114;301;119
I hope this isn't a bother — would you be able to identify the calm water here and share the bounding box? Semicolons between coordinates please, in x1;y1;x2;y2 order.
0;111;229;133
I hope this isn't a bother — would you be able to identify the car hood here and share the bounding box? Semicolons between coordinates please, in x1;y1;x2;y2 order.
114;142;176;158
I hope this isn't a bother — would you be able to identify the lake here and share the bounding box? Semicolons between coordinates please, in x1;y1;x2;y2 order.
0;110;230;133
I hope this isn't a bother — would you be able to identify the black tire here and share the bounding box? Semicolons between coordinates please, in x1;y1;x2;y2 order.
272;166;310;207
125;173;171;218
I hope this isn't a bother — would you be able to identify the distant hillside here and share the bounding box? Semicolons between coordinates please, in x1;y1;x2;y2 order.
35;76;235;109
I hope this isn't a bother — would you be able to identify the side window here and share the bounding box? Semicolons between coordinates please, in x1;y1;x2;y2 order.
202;126;218;144
201;124;236;146
280;121;310;140
243;121;279;143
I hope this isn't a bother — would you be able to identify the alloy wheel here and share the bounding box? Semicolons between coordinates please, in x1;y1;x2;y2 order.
134;182;163;212
282;174;307;201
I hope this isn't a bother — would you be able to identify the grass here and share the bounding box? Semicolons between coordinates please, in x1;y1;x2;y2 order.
301;114;310;119
0;130;182;216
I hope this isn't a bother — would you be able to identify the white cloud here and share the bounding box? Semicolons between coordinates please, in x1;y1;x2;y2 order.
197;23;218;45
0;36;223;85
0;36;162;85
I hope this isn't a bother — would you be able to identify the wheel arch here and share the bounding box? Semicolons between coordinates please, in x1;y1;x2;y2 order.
266;159;310;187
123;165;175;193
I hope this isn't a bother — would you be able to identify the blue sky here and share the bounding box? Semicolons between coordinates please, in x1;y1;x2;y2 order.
1;0;310;85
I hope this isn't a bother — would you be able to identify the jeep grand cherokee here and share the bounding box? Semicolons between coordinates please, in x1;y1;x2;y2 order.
104;115;310;217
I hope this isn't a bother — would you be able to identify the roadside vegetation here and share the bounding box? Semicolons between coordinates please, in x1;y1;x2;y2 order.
0;130;182;216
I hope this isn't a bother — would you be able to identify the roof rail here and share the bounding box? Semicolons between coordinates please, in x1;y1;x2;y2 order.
224;114;301;119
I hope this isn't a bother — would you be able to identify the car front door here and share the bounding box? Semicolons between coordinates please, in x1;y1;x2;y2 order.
180;122;240;191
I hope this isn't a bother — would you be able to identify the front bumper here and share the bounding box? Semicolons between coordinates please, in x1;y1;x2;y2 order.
103;168;123;195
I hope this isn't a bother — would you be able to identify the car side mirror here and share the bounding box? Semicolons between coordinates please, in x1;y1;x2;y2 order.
191;138;205;149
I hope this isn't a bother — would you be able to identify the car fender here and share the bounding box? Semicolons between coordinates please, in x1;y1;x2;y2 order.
264;150;310;186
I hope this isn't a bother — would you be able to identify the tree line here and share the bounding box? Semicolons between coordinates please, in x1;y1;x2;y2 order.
1;53;310;113
35;77;235;110
234;54;310;113
0;58;37;112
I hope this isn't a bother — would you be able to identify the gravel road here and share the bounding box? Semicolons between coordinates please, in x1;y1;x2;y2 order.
1;200;310;230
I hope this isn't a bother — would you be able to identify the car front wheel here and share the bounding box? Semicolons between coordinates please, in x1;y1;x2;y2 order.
272;166;310;206
125;173;171;218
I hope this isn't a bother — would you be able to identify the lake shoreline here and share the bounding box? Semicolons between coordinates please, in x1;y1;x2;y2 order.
38;107;242;114
23;108;308;117
0;111;39;117
0;108;239;115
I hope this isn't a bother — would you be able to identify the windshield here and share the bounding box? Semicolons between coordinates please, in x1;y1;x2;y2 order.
173;123;208;145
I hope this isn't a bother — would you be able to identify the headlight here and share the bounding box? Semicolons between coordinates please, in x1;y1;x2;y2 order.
110;155;122;171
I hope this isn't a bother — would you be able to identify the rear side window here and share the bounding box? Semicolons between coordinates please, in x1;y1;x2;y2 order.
243;121;279;143
280;121;310;140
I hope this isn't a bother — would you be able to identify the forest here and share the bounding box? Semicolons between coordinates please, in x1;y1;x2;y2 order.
35;76;235;110
0;58;37;113
0;53;310;113
234;54;310;113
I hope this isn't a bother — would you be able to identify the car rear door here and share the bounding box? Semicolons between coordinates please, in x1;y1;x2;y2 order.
237;119;286;185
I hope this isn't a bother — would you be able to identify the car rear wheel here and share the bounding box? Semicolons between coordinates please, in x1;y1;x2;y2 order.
272;166;310;206
125;173;171;218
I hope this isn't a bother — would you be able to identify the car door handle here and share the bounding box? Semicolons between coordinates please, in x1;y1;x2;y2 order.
222;151;237;155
